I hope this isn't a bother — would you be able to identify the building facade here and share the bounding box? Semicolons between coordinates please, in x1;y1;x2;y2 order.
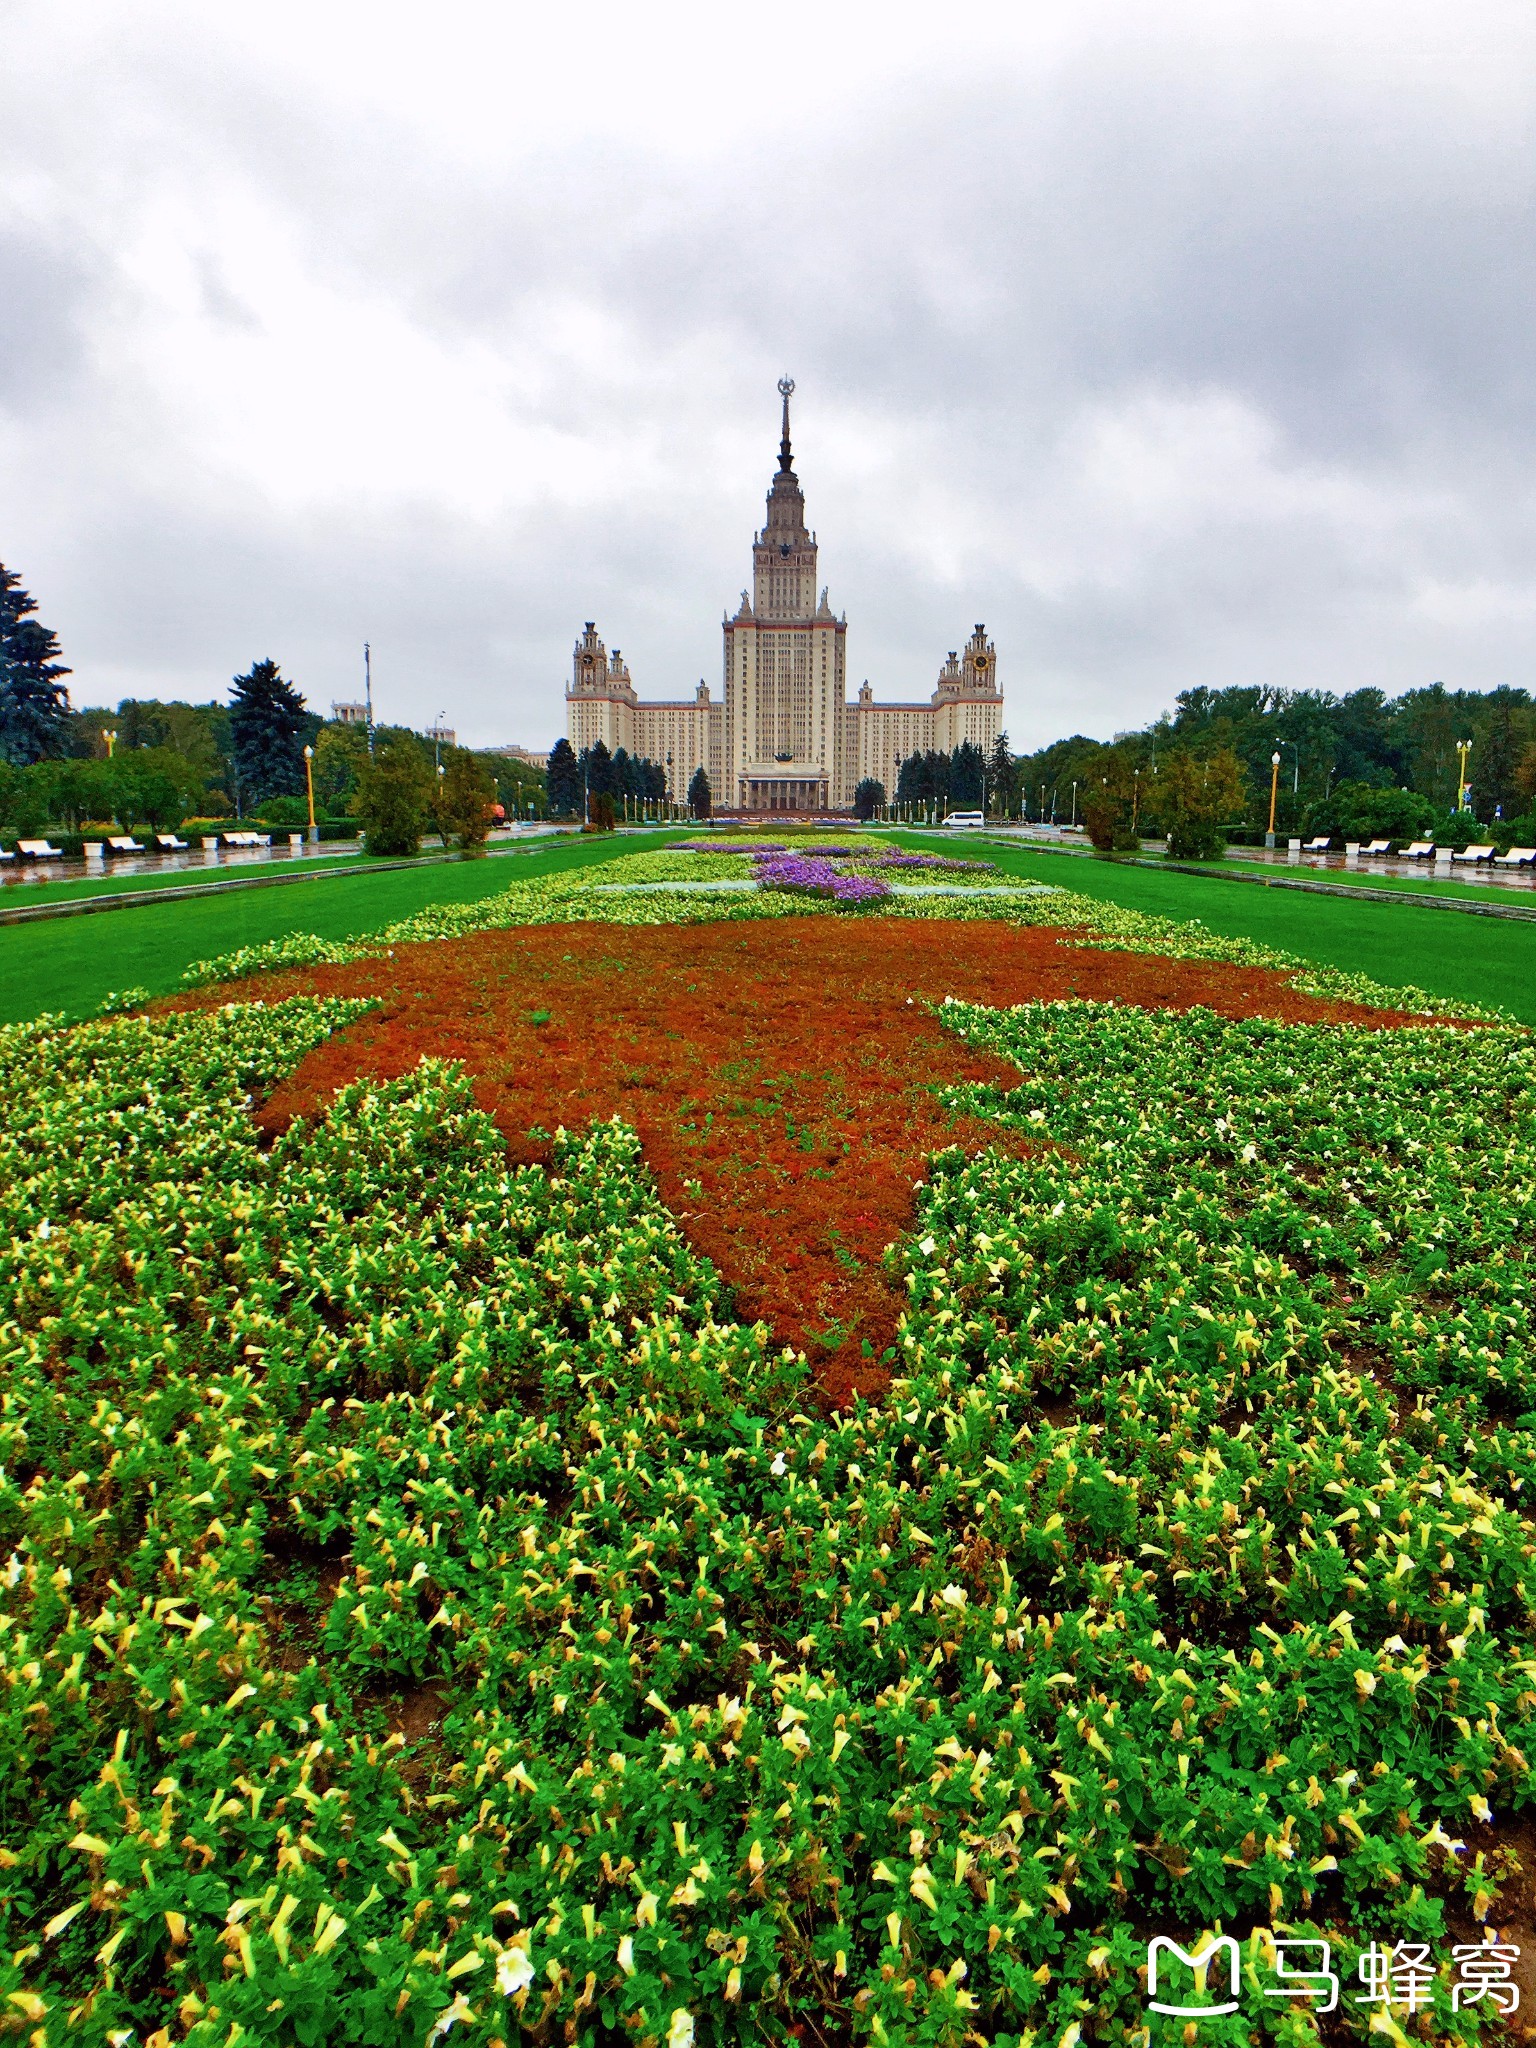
566;382;1003;810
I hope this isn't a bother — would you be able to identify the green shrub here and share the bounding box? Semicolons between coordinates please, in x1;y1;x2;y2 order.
354;737;434;856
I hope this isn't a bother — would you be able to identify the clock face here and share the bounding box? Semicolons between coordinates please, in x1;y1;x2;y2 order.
973;655;988;672
780;544;791;557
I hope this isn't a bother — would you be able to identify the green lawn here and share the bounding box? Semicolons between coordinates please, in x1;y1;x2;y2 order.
977;833;1536;906
893;831;1536;1021
0;833;684;1024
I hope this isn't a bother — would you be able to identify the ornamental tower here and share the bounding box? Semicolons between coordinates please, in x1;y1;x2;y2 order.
722;379;849;810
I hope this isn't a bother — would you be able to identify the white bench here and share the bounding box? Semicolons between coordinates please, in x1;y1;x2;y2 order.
106;835;146;853
1302;835;1332;853
1452;844;1495;864
16;839;63;859
223;831;272;848
1494;846;1535;868
1361;839;1392;856
155;832;189;850
1400;841;1436;860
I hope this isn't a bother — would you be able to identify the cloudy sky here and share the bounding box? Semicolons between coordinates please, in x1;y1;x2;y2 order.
3;1;1534;751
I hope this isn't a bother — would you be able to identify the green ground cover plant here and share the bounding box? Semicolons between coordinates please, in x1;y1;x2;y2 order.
2;982;1534;2044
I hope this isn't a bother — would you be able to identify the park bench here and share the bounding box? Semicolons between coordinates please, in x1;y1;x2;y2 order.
1360;839;1392;855
16;839;63;859
223;831;272;848
106;835;146;854
1452;844;1495;864
1301;835;1332;853
155;832;189;850
1399;841;1436;859
1494;847;1535;868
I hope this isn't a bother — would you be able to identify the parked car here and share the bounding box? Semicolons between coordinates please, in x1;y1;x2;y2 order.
942;810;986;829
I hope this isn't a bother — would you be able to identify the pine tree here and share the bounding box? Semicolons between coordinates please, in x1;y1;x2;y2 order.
852;777;885;820
0;562;72;765
230;660;307;806
546;738;582;816
687;766;711;819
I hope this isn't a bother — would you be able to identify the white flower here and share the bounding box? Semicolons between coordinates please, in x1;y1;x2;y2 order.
496;1944;535;1995
37;1218;50;1240
1241;1143;1258;1164
770;1453;786;1476
668;2011;695;2048
429;1994;474;2042
919;1236;936;1255
939;1584;968;1609
617;1935;635;1976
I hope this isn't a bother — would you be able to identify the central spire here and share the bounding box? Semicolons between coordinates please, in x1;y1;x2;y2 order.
777;375;795;474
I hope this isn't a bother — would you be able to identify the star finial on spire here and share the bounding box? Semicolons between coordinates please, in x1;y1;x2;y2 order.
777;376;795;472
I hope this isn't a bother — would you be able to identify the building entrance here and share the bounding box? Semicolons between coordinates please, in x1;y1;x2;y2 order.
744;779;826;811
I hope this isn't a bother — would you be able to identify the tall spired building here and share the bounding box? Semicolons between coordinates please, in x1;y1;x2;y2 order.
566;381;1003;811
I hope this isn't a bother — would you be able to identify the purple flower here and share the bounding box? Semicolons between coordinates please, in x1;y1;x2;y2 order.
755;853;890;905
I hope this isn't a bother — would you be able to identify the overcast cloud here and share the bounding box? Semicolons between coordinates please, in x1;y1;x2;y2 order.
2;0;1533;749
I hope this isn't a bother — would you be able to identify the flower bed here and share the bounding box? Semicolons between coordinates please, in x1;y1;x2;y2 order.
754;853;890;905
3;983;1534;2042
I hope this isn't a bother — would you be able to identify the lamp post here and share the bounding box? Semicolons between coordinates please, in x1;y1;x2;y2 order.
433;712;445;776
1266;750;1281;847
1456;738;1473;812
103;729;117;758
303;744;317;846
437;760;445;846
1070;780;1077;829
1132;768;1141;837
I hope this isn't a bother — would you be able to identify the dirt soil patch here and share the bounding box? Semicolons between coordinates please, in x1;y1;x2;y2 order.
199;916;1422;1403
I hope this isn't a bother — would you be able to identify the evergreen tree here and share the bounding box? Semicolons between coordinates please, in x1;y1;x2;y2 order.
230;660;307;806
1476;689;1527;820
687;765;711;819
585;740;614;799
951;740;985;809
546;738;582;816
0;563;72;765
852;777;885;820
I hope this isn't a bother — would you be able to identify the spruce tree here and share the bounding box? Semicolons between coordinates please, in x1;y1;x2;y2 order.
853;777;885;820
546;738;582;816
687;765;711;819
951;740;985;809
230;659;307;806
0;562;72;765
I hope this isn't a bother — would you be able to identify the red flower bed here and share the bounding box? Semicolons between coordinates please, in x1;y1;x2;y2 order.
214;918;1415;1403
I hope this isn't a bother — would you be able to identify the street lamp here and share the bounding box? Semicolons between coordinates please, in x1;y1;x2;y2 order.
1456;738;1473;812
103;729;117;758
303;744;317;847
1070;780;1078;829
1266;750;1281;848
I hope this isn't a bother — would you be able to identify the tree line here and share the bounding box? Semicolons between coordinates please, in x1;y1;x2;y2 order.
0;559;550;854
1013;683;1536;850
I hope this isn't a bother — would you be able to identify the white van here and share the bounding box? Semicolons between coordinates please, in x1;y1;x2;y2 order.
942;810;986;829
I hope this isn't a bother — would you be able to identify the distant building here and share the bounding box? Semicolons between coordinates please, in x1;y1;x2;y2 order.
424;722;456;749
331;701;369;726
486;745;550;769
565;381;1002;810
